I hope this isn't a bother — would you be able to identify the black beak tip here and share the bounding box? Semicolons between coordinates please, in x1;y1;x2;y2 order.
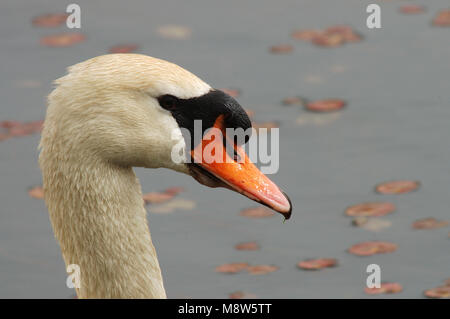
282;191;292;220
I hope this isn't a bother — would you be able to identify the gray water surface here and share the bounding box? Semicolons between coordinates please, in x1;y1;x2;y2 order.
0;0;449;298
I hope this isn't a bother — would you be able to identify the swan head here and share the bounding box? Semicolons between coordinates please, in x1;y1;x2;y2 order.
43;54;291;218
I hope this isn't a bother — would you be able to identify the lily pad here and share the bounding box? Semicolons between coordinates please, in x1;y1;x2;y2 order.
149;199;196;214
297;258;337;270
215;263;249;274
234;242;260;251
365;282;403;295
240;207;275;218
269;44;293;54
109;44;138;53
246;265;278;275
143;186;184;204
28;186;44;199
40;32;85;47
348;241;397;256
229;291;257;299
32;13;68;27
157;25;192;39
312;33;345;48
143;192;174;204
375;180;420;194
399;5;426;14
252;121;279;132
219;88;241;98
412;218;449;230
354;218;392;232
305;99;346;113
282;96;305;106
291;29;321;41
424;286;450;298
345;202;395;217
433;9;450;27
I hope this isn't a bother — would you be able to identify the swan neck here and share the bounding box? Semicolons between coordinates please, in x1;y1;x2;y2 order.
41;154;166;298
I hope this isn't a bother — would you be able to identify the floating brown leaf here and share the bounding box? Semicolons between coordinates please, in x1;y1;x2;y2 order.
164;186;185;196
246;265;278;275
291;29;321;41
245;109;255;118
157;25;192;39
304;75;323;84
305;99;346;113
282;96;305;106
8;126;28;137
215;263;249;274
297;258;337;270
253;121;279;132
325;25;354;35
28;186;44;199
412;218;449;230
15;80;42;88
220;88;241;98
424;286;450;298
143;192;174;204
375;180;420;194
0;120;43;141
229;291;257;299
143;186;184;204
293;25;362;48
312;33;345;48
149;199;195;214
40;32;85;47
325;25;363;43
296;112;341;126
348;241;397;256
352;216;369;227
341;32;363;43
331;65;346;73
365;282;403;295
399;5;426;14
16;121;44;135
358;218;392;232
32;13;68;27
109;44;139;53
1;121;22;129
234;242;260;251
269;44;293;54
433;9;450;27
240;207;275;218
345;202;395;217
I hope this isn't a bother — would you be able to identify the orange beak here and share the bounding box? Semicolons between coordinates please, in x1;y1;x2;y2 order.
190;116;292;219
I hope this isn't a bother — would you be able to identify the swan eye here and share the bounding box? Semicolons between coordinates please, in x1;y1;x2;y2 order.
158;95;178;110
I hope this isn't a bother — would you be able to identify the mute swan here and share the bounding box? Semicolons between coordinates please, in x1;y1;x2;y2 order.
39;54;292;298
